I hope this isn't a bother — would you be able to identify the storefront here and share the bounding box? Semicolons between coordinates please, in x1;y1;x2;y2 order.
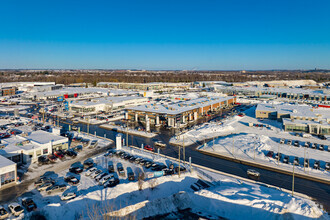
0;155;17;188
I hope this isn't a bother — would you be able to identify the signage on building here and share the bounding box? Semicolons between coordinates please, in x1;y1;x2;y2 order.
57;96;64;102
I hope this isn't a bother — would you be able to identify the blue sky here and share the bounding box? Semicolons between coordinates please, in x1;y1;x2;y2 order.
0;0;329;70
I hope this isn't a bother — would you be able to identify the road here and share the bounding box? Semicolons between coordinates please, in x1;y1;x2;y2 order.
61;120;330;212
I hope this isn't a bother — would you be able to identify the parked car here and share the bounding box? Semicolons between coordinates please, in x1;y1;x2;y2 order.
317;135;327;140
287;140;292;145
34;177;53;187
127;167;135;181
95;172;107;182
104;149;115;157
145;161;153;168
143;145;154;151
311;143;317;149
90;170;102;179
21;197;37;212
85;167;97;176
38;155;49;165
8;203;24;216
319;145;324;151
47;154;57;162
104;177;119;188
46;184;67;194
293;157;299;166
37;181;54;191
325;162;330;171
175;166;186;173
0;206;9;219
152;164;167;171
155;140;166;148
83;160;94;169
54;150;65;159
280;139;285;144
69;166;83;174
274;153;282;160
304;142;309;148
73;145;83;152
108;162;114;173
89;140;98;148
313;161;320;170
293;141;300;147
61;192;76;201
304;159;309;167
66;149;77;157
134;158;142;164
128;156;137;163
99;174;114;185
266;151;274;157
65;176;80;185
117;163;125;176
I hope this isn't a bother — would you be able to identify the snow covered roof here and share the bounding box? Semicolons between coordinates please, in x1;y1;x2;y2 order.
70;96;147;107
128;96;234;115
27;130;67;145
256;104;317;118
0;155;15;168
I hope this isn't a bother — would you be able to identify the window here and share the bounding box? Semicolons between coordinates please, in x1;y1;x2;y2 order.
43;148;48;154
1;171;15;185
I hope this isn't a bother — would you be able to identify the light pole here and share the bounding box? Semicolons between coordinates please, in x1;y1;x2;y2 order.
292;162;295;196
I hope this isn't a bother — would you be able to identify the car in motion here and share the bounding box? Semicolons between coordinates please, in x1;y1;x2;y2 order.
247;169;260;178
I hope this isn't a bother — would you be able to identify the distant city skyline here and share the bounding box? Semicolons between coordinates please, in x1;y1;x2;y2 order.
0;0;329;70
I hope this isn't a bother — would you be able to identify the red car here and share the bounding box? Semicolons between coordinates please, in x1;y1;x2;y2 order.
0;133;10;138
54;151;65;159
144;145;154;151
48;154;57;162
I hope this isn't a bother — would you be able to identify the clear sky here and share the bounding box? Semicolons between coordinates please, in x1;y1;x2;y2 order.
0;0;329;70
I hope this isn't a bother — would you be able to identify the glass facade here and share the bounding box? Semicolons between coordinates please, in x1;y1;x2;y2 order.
285;124;308;132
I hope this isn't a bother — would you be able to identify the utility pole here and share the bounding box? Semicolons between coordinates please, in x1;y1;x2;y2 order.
178;145;181;178
292;163;295;196
304;147;306;172
87;116;90;134
126;120;128;147
232;137;234;156
183;135;185;163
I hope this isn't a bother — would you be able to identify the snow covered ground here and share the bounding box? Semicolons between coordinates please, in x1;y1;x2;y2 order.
9;151;328;220
195;106;330;180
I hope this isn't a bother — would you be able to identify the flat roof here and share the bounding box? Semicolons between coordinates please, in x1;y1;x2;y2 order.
128;96;234;115
256;103;317;118
27;130;67;145
70;96;147;107
0;155;15;168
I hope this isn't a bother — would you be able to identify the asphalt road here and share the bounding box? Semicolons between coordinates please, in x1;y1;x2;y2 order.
62;120;330;213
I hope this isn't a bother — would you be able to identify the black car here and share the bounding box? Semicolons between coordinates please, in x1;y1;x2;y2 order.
38;155;49;165
274;153;282;160
74;145;83;152
108;162;114;173
318;145;324;151
163;168;175;176
313;161;320;170
325;162;330;171
151;164;167;171
293;141;300;147
66;149;77;157
175;166;187;173
283;156;289;164
127;167;135;181
69;166;83;174
311;143;317;149
128;156;137;163
22;198;37;212
104;178;119;188
317;135;327;140
293;157;299;166
83;160;94;169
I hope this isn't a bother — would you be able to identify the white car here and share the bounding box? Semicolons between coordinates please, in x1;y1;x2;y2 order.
89;140;98;148
85;167;97;176
280;139;285;144
247;169;260;177
0;206;9;219
155;140;166;148
8;203;24;217
90;170;102;179
61;192;77;201
99;174;114;185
